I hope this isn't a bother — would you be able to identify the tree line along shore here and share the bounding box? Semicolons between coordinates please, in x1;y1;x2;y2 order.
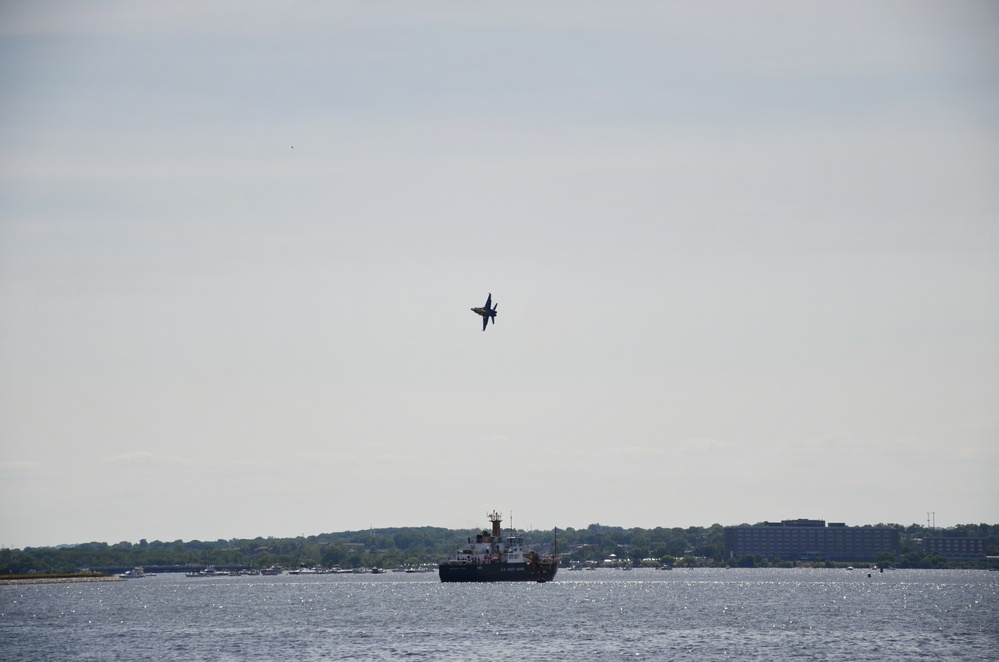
3;522;997;575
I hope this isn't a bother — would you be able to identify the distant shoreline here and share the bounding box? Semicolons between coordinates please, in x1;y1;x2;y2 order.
0;574;121;585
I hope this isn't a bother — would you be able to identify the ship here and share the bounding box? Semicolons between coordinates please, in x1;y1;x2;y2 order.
438;511;559;583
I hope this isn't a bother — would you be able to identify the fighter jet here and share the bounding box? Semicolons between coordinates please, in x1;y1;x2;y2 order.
471;293;498;331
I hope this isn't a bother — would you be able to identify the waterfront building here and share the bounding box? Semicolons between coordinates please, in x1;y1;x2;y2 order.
923;536;986;561
723;519;900;562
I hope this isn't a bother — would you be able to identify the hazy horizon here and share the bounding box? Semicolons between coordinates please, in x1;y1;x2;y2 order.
2;1;997;549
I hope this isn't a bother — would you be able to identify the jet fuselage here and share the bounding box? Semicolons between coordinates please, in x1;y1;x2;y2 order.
471;293;497;331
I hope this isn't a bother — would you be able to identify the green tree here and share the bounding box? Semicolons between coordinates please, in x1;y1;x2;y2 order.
875;551;896;568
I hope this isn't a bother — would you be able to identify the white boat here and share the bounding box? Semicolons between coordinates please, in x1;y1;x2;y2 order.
186;566;225;577
287;566;325;575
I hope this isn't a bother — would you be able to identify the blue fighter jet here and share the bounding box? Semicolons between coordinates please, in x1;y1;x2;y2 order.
471;293;498;331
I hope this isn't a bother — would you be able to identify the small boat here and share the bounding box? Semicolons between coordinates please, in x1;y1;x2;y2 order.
119;567;145;579
186;566;225;578
288;566;328;575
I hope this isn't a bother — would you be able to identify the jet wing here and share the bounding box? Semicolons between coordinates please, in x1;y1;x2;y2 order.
482;316;489;331
484;293;492;310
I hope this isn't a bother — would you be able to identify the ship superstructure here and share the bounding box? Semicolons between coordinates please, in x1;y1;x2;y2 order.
438;511;558;583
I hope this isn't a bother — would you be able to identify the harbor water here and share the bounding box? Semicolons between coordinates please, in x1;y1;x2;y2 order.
2;568;996;660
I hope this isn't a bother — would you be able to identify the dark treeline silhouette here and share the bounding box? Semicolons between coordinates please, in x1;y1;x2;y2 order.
3;522;996;574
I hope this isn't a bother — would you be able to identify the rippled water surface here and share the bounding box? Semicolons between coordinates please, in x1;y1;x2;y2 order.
2;568;996;660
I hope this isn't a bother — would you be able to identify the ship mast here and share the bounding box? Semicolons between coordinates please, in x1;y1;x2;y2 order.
489;510;502;538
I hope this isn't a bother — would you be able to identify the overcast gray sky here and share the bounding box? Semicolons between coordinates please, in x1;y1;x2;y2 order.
2;1;997;548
